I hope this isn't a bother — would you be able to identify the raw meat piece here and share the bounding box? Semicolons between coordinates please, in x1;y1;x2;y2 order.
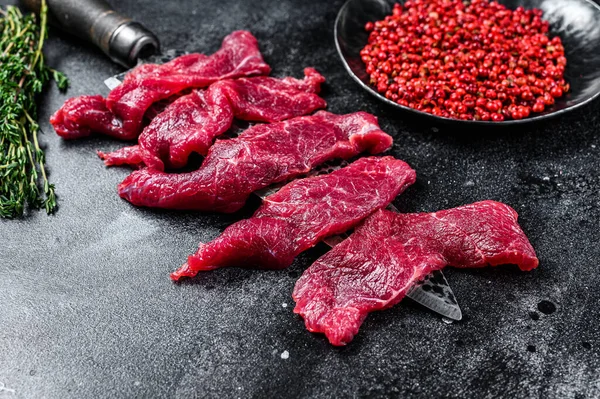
99;68;326;170
50;30;270;140
97;145;144;168
171;156;416;281
119;111;394;212
106;31;270;137
50;95;123;140
213;67;325;122
293;201;539;346
100;88;233;170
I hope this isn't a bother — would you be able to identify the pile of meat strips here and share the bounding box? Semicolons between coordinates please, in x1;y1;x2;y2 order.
51;31;539;346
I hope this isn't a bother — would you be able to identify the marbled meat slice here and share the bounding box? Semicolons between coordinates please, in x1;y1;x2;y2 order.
118;111;394;212
98;68;326;170
213;67;325;123
49;95;124;140
171;156;416;281
50;30;270;140
98;88;233;169
293;201;539;346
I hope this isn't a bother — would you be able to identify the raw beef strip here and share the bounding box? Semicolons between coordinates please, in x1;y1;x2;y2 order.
213;67;325;122
50;30;270;140
50;95;124;140
293;201;539;346
171;156;416;281
118;111;394;212
99;68;326;170
99;88;233;169
97;145;145;168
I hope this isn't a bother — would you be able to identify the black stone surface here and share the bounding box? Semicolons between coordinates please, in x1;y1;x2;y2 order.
1;0;599;398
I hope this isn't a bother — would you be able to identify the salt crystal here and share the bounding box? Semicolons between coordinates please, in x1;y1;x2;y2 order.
281;350;290;359
282;303;288;308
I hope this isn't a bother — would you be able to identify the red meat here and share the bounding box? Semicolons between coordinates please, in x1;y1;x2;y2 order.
99;68;326;170
50;95;124;140
171;156;416;281
98;88;233;169
97;145;145;168
293;201;539;346
118;111;394;212
50;30;270;140
214;67;325;122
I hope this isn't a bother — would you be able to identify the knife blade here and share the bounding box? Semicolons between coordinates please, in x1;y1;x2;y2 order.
104;49;189;90
405;270;462;320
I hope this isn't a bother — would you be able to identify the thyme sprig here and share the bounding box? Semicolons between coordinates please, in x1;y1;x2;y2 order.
0;1;68;218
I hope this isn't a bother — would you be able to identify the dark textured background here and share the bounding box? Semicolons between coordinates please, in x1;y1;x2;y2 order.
1;0;599;398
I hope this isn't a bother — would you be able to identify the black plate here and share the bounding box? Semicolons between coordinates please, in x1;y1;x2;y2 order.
335;0;600;125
